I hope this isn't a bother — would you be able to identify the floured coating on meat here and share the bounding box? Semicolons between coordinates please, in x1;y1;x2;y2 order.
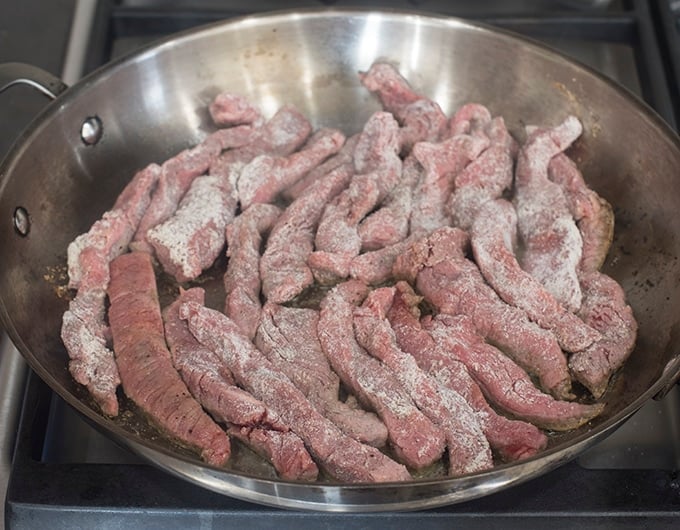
318;280;446;469
513;116;584;312
60;63;638;481
355;287;493;475
179;300;411;483
223;203;282;339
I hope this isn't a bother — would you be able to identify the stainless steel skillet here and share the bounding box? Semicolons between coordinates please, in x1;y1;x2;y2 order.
1;9;679;511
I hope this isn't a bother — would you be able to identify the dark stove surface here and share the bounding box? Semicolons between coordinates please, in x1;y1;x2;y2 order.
3;1;680;528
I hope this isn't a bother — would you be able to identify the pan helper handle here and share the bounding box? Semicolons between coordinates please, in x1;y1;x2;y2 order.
0;62;68;100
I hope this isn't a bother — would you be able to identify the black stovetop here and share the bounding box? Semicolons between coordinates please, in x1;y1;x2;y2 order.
3;1;680;528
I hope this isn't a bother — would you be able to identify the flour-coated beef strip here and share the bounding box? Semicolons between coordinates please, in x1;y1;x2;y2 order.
318;280;445;469
255;303;388;447
513;115;584;312
350;233;421;286
310;112;401;283
147;175;238;282
237;128;345;208
394;227;573;399
358;61;447;152
471;199;601;353
63;163;160;416
132;126;255;252
283;134;359;201
447;103;492;138
261;164;354;304
223;203;282;339
569;271;638;398
387;281;547;462
355;288;493;476
209;92;263;127
548;153;615;273
179;301;411;483
424;314;604;431
357;154;419;251
410;134;489;233
108;252;231;466
448;115;516;230
163;289;318;481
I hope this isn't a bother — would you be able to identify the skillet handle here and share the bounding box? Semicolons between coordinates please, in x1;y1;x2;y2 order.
0;62;68;100
653;356;680;400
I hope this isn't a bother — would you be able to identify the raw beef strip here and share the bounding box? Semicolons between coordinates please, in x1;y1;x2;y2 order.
310;112;402;283
350;233;421;286
67;163;161;289
163;289;318;481
387;281;548;462
357;154;420;251
548;153;615;273
513;115;584;312
260;164;354;303
358;61;447;152
471;199;601;353
447;103;492;138
317;280;445;469
394;227;573;400
354;288;493;476
255;303;388;447
209;105;313;178
209;92;263;127
223;203;282;339
283;134;359;201
569;271;638;398
448;116;516;230
108;252;231;466
424;314;604;431
237;128;345;208
147;174;238;282
62;163;160;416
179;301;411;483
410;133;489;233
132;126;255;252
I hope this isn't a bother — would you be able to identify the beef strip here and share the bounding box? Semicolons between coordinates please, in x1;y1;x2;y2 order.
108;252;231;466
131;126;255;252
317;280;445;469
147;174;238;282
237;128;345;208
209;92;263;127
179;300;411;483
424;313;604;431
387;281;548;462
260;164;354;304
471;199;601;353
354;287;494;475
223;203;282;339
163;288;318;481
282;133;359;201
569;271;638;398
394;227;573;400
349;233;422;286
447;103;492;138
255;303;388;447
358;61;447;153
357;154;419;251
310;112;402;283
410;133;489;233
62;163;160;416
513;116;584;312
447;113;517;230
548;153;615;273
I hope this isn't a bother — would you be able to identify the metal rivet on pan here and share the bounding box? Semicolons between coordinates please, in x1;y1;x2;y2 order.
13;207;30;236
80;116;103;146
